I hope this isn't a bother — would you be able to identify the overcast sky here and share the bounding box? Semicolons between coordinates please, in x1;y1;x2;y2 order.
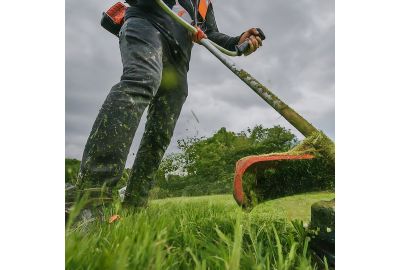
66;0;334;167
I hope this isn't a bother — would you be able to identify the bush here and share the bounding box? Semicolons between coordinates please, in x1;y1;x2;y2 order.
153;125;300;198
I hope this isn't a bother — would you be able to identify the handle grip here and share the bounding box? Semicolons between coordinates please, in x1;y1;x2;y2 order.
235;28;266;56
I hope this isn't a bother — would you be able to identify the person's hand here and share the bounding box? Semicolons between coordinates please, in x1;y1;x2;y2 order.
238;28;263;56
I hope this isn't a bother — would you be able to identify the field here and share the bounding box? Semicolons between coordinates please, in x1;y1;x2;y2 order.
66;192;334;269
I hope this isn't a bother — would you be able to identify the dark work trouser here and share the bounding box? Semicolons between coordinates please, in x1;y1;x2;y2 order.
77;17;188;206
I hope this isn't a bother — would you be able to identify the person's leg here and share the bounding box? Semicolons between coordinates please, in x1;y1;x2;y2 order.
77;17;164;196
123;57;188;206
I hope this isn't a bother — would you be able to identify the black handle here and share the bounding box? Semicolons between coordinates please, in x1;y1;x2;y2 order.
235;28;266;56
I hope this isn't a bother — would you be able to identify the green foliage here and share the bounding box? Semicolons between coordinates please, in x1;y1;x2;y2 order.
154;125;298;198
66;192;334;269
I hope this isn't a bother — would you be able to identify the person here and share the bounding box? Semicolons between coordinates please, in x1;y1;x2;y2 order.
75;0;264;208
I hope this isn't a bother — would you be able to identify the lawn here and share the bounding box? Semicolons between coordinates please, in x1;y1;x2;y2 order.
66;192;334;269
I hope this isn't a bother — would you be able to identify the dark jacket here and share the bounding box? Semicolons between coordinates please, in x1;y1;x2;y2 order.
125;0;241;66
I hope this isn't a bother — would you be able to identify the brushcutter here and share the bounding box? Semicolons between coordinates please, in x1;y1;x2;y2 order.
102;1;335;209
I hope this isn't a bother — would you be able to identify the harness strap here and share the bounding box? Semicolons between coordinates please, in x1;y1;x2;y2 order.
194;0;198;25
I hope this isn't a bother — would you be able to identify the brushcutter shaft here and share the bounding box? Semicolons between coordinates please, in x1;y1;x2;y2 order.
200;38;319;137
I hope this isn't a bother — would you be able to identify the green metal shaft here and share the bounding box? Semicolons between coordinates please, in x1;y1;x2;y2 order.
200;39;319;137
237;70;319;137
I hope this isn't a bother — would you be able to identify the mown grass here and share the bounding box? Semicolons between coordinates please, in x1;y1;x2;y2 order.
66;192;334;269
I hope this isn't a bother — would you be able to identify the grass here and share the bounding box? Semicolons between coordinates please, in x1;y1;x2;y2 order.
66;192;334;269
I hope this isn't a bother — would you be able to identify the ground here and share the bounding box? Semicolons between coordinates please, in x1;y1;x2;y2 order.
66;192;334;269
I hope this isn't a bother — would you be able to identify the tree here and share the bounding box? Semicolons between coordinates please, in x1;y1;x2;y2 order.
153;125;299;197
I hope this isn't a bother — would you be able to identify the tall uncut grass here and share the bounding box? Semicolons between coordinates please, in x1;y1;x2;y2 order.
66;193;334;269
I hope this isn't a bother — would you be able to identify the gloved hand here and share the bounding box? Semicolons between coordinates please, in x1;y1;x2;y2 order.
238;28;263;56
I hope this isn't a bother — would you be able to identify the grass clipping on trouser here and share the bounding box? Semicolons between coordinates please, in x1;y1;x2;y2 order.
242;131;335;210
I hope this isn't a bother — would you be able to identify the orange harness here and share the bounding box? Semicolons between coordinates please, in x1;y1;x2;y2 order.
198;0;210;20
